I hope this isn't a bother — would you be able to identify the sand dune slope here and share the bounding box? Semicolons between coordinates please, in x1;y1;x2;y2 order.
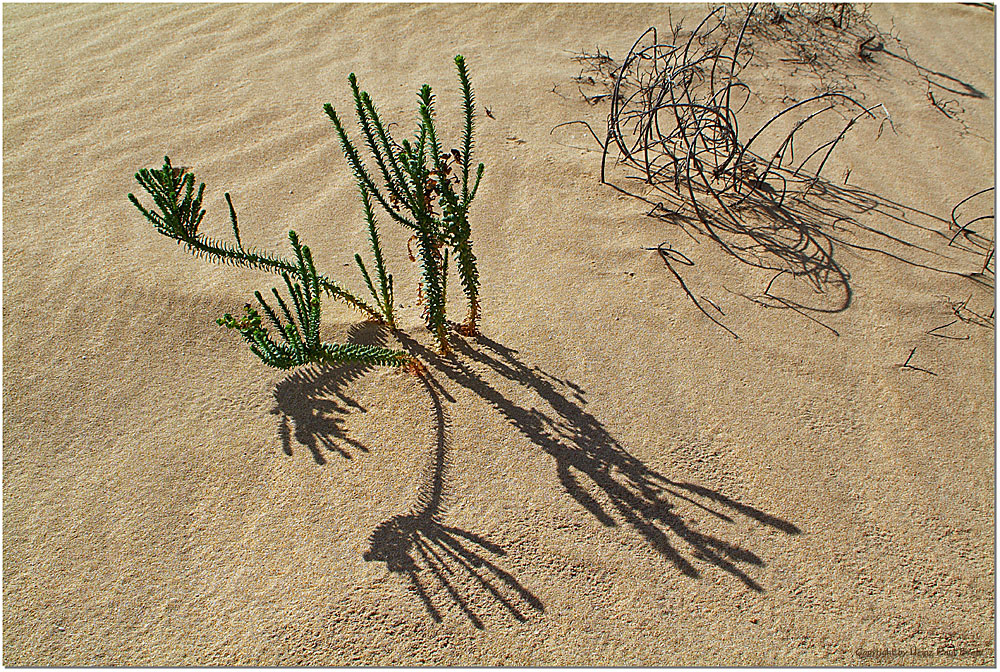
3;3;994;665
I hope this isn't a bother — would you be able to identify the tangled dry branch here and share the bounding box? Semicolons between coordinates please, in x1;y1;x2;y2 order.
561;5;899;337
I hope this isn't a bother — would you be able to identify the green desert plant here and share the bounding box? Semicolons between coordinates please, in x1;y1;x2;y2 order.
128;158;384;322
217;231;411;369
325;54;484;354
129;159;411;370
129;55;484;369
354;183;396;328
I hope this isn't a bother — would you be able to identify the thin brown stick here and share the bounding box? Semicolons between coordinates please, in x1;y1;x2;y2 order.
646;243;739;340
899;347;937;375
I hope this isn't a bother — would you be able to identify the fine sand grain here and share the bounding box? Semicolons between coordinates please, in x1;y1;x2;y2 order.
3;3;995;666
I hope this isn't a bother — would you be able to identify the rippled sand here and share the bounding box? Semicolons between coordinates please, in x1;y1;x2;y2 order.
4;3;994;665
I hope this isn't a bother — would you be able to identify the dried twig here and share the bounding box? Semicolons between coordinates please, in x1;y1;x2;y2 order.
899;346;937;375
926;319;970;340
644;243;739;339
584;5;881;319
948;188;995;263
564;4;989;331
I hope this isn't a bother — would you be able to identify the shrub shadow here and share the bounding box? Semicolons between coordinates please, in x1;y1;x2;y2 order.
634;173;994;329
270;321;389;464
272;322;544;628
396;329;801;594
271;319;801;625
363;370;544;629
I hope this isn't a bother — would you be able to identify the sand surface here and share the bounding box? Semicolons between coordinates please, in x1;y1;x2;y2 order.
3;2;995;666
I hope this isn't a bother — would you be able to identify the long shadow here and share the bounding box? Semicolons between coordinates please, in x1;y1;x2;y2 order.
656;171;989;295
273;320;801;617
395;330;801;593
880;45;987;100
363;369;544;629
611;163;993;339
273;322;544;628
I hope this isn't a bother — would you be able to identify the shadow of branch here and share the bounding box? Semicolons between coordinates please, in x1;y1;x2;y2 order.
395;330;800;594
363;369;544;628
270;322;388;464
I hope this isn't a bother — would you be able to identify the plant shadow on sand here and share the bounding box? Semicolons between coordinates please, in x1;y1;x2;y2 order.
362;369;545;629
395;330;800;594
632;173;995;339
273;322;545;628
273;321;801;627
271;322;392;463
